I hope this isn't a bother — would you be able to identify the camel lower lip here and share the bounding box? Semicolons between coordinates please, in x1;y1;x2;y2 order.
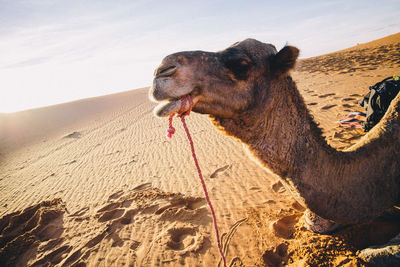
154;95;194;117
154;99;182;117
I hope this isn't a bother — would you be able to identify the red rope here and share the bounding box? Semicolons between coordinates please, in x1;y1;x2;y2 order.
167;97;188;138
167;96;227;267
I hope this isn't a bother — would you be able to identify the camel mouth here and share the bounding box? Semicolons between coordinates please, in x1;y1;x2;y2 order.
153;91;198;117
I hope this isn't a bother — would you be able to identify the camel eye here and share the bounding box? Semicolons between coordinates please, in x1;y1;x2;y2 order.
239;59;249;65
223;56;252;80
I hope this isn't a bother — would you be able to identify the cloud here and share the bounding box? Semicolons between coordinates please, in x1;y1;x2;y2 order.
2;56;51;69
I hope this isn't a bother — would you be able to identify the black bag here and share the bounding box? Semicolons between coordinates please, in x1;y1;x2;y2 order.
360;76;400;131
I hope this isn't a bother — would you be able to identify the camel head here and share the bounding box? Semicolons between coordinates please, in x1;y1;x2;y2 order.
150;39;299;118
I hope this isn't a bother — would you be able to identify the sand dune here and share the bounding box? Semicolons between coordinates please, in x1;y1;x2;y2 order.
0;89;149;154
1;33;400;266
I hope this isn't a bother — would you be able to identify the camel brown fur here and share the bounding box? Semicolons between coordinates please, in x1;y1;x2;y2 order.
150;39;400;229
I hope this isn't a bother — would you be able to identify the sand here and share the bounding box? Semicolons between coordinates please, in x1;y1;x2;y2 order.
0;33;399;266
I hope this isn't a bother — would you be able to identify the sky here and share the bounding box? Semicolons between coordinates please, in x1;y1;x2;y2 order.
0;0;399;113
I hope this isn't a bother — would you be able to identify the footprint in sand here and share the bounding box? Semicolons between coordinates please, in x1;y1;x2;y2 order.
210;165;231;178
65;187;211;265
307;102;318;106
105;150;121;156
132;182;152;191
0;199;66;266
62;230;110;266
166;226;205;254
272;181;286;193
271;214;299;239
264;199;276;205
32;245;73;266
321;104;337;110
262;243;288;267
69;207;89;217
157;198;209;223
108;190;124;201
249;186;261;191
342;97;356;102
97;208;126;223
61;159;77;166
41;173;55;182
157;197;205;213
318;93;336;98
291;201;306;212
342;103;354;108
63;131;81;139
97;189;208;224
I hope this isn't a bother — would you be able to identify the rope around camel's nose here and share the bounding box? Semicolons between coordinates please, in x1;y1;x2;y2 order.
167;96;227;267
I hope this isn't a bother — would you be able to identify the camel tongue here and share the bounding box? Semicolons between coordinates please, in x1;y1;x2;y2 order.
154;98;188;117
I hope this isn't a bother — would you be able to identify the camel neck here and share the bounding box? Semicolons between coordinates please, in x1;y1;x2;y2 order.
211;77;400;224
212;77;332;176
244;77;335;179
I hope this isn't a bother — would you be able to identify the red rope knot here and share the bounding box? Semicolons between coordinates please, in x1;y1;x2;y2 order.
167;95;193;138
167;116;176;139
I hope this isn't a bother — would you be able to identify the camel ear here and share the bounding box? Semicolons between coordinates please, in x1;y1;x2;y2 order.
271;46;299;77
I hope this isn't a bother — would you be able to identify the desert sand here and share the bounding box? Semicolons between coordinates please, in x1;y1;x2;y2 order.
0;33;399;266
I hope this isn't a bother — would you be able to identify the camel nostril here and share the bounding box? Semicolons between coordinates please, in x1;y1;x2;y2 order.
156;65;177;77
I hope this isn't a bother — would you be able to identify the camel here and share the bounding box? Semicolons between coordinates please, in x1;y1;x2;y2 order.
150;39;400;237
